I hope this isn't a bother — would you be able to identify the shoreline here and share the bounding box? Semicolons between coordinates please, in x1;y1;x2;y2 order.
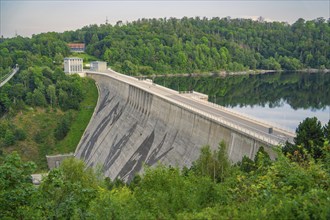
134;68;329;79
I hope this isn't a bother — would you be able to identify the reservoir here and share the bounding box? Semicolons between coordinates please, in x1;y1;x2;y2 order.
152;71;330;132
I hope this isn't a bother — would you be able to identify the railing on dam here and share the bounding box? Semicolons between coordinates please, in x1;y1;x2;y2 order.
146;85;291;146
0;65;19;88
176;101;288;146
188;96;295;140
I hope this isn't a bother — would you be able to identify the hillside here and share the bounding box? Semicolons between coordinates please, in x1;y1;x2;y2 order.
0;33;98;169
74;17;329;74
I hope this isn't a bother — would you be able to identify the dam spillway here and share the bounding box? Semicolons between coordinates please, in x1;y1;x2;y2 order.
75;70;294;182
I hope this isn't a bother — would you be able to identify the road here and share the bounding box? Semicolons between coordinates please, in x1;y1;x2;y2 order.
89;69;295;145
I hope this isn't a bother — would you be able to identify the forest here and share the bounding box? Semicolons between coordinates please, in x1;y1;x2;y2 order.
0;117;329;219
1;17;330;79
70;17;329;74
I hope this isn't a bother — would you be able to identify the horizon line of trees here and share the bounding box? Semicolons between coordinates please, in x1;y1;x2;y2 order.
69;16;329;74
1;17;329;77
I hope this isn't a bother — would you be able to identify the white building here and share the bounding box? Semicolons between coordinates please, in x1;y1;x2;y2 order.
90;61;107;72
64;57;83;74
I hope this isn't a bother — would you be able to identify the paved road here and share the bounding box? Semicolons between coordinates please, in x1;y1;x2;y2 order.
89;69;295;145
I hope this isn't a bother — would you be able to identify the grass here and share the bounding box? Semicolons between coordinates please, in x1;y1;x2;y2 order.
8;108;64;171
55;78;98;153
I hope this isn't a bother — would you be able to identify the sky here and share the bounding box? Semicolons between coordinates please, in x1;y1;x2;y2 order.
1;0;329;38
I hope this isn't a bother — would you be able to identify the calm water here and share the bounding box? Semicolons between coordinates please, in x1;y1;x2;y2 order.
152;72;330;132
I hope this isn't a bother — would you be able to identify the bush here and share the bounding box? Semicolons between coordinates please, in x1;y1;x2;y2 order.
3;130;15;146
54;112;73;141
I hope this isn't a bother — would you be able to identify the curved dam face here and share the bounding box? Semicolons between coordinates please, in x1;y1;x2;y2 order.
75;72;273;182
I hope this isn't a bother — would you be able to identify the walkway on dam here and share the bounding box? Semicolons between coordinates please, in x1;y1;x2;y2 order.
88;69;295;145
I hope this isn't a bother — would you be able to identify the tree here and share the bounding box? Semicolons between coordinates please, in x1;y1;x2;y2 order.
191;141;231;182
90;33;99;45
295;117;324;158
38;157;99;219
58;89;69;110
54;112;72;140
3;130;15;146
46;85;56;107
0;152;38;219
283;117;325;160
32;89;47;107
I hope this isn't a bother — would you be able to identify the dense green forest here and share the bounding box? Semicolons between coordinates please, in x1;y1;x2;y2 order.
153;71;330;109
1;17;329;78
70;17;329;74
1;117;329;219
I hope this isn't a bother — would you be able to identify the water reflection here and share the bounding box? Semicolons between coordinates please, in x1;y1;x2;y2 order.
152;72;330;131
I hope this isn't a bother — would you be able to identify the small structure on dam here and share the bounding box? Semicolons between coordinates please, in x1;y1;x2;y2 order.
75;70;294;183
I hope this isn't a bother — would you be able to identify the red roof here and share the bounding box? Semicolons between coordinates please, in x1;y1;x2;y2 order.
68;43;85;49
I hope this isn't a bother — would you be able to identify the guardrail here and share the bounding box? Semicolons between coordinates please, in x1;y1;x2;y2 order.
190;96;296;137
153;85;290;146
0;67;19;88
176;101;288;146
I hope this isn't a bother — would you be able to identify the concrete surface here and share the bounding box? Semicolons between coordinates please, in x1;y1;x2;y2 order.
75;70;295;182
46;153;74;170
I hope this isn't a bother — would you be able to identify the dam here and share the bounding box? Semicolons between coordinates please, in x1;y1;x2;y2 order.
75;70;295;182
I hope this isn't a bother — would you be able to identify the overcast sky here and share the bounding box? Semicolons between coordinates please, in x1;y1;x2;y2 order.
1;0;329;38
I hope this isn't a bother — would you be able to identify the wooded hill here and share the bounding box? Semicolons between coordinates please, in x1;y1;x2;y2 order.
1;17;329;78
69;17;330;74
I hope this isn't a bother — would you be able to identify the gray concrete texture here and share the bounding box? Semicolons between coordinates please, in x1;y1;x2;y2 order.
46;153;74;170
75;72;278;182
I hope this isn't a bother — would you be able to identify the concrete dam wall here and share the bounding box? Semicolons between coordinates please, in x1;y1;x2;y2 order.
75;72;274;182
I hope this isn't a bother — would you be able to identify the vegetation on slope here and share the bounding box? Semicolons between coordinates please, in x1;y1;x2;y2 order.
55;79;98;153
0;33;98;170
2;17;328;79
0;78;97;171
0;118;329;219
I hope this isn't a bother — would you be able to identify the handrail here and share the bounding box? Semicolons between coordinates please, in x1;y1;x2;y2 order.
0;66;19;88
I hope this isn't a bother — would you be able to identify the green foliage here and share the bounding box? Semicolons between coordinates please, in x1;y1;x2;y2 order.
283;117;326;160
3;130;15;146
55;78;98;153
239;155;255;173
0;35;84;117
0;121;27;147
54;111;73;141
1;134;329;219
324;120;330;140
0;77;97;171
60;17;330;75
0;152;37;219
37;157;100;219
191;141;231;183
